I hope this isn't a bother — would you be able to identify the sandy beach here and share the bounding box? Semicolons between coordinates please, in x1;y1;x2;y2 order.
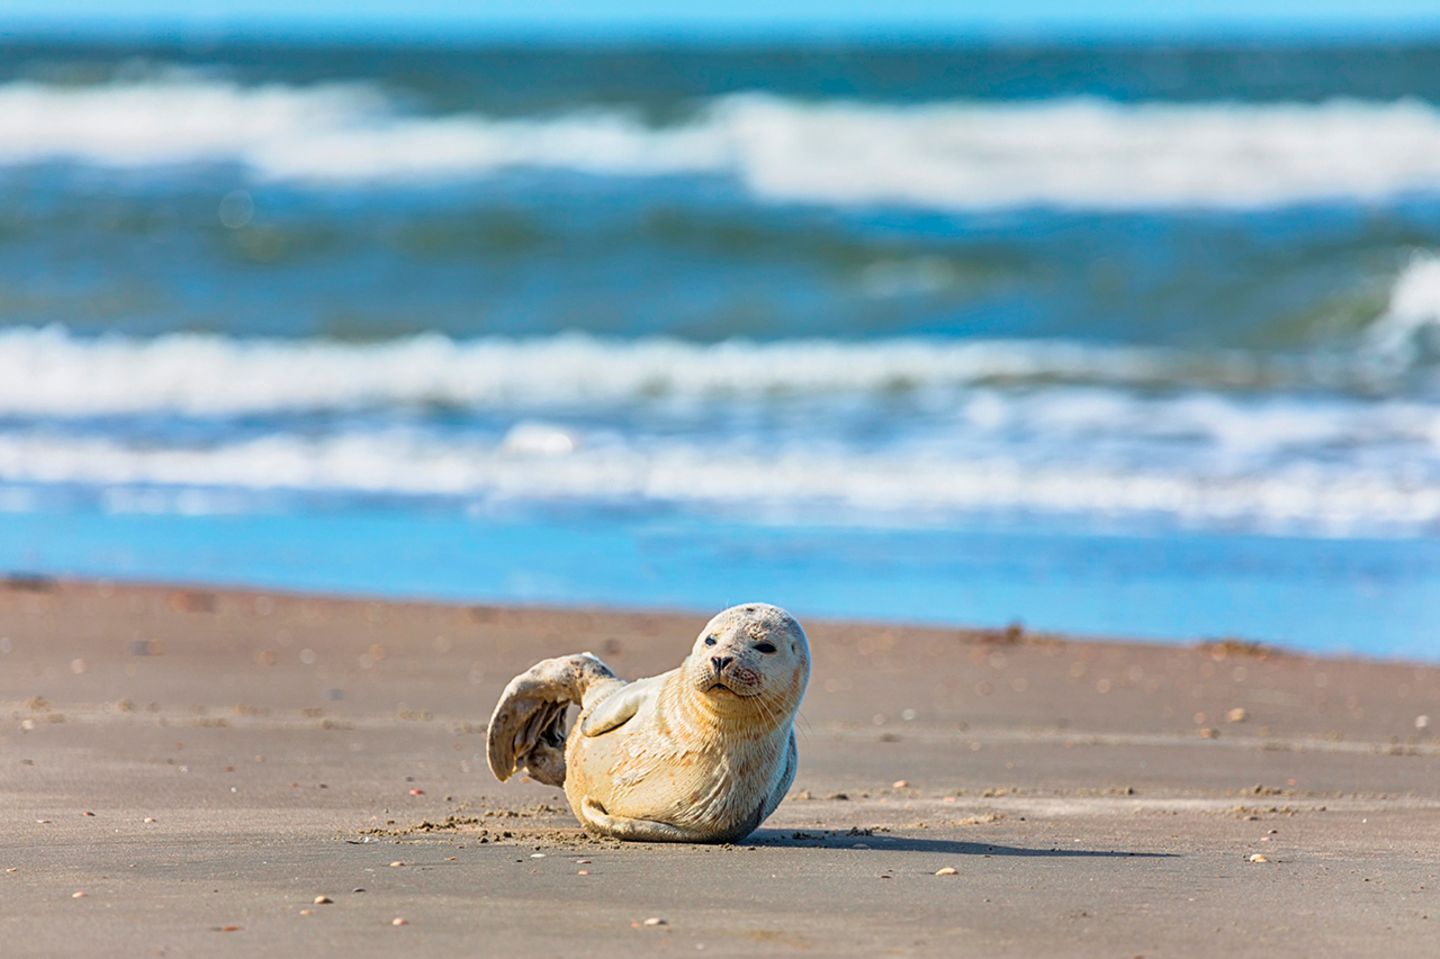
0;578;1436;956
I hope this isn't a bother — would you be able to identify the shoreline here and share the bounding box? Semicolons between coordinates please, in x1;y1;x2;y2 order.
3;579;1438;956
1;571;1430;669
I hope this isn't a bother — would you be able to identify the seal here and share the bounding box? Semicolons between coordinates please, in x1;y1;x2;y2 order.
486;603;810;843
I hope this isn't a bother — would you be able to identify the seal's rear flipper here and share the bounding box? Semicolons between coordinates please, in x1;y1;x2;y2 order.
486;653;622;786
579;797;712;842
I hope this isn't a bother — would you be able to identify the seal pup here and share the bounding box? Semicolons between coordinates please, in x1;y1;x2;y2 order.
486;603;809;843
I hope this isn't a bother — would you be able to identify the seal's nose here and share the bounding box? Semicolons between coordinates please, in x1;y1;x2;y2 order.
710;656;732;673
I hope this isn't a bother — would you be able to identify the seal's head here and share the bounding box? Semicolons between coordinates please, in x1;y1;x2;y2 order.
683;603;810;718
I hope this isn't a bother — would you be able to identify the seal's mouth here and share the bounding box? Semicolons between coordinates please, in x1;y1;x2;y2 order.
705;678;759;698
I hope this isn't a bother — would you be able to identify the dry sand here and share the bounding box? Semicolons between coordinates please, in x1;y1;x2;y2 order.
1;578;1437;957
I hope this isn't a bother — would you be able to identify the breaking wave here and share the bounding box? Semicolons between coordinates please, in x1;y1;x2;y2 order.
1;424;1438;536
0;323;1420;418
8;76;1440;209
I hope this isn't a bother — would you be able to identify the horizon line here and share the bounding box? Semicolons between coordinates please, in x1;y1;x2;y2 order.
6;15;1440;47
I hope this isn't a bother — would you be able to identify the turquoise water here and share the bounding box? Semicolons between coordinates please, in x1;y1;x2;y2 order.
2;39;1440;658
5;509;1438;660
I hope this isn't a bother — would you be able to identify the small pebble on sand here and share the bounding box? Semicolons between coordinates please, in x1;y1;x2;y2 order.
313;895;333;904
82;811;95;817
1418;715;1431;730
143;817;157;824
642;917;667;927
409;788;424;796
71;891;86;898
530;853;546;859
36;819;52;824
388;861;405;868
298;909;314;917
391;917;409;926
1227;708;1248;723
892;780;910;789
935;867;959;876
1249;854;1268;863
575;859;592;864
578;869;590;876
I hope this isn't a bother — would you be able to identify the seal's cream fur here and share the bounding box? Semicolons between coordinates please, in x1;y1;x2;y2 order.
487;603;809;842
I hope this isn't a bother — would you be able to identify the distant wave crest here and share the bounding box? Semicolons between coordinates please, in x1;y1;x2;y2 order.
7;76;1440;209
2;425;1438;537
0;325;1365;416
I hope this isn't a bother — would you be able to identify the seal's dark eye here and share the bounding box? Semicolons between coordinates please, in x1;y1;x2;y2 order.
755;642;777;654
704;636;717;646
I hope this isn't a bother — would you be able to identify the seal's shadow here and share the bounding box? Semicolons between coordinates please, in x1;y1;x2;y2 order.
748;829;1175;858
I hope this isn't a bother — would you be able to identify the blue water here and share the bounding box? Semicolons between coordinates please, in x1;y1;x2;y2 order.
6;509;1438;659
3;38;1440;659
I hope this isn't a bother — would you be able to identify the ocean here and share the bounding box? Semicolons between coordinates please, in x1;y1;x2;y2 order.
2;37;1439;658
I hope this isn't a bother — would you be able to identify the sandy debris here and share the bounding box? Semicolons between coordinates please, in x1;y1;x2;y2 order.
391;917;409;926
313;895;333;905
1227;708;1248;723
1249;854;1269;863
935;867;959;876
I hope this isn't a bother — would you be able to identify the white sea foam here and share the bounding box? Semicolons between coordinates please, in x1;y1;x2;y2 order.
4;321;1439;535
7;76;1440;209
0;426;1437;536
0;325;1290;416
10;241;1430;421
1365;253;1440;364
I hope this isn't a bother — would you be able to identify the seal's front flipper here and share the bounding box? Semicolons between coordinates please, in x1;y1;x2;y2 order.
580;675;662;737
486;653;622;786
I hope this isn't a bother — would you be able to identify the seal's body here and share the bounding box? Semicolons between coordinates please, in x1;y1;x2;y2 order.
486;604;809;843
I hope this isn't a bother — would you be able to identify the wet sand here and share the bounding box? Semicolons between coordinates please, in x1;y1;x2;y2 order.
2;579;1437;957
